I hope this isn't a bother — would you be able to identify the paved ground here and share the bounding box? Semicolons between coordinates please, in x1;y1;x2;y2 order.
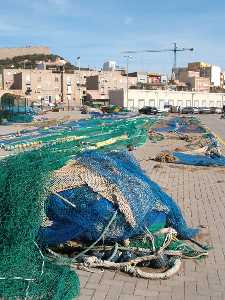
198;114;225;143
76;117;225;300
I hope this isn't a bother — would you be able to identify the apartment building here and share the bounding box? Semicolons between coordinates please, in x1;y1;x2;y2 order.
1;68;99;107
86;71;137;102
188;62;222;88
173;66;210;92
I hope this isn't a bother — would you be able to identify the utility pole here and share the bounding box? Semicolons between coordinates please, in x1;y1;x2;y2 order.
76;56;81;107
124;56;132;105
60;65;64;107
58;60;66;110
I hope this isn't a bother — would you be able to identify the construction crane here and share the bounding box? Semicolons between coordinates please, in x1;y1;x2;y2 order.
122;42;194;70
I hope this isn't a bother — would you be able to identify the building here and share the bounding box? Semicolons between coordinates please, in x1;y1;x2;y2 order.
200;65;222;87
174;68;200;83
0;46;50;60
188;62;222;88
109;89;225;111
102;61;117;72
188;62;210;71
128;72;148;84
187;77;211;93
173;65;210;92
86;71;137;103
0;67;101;107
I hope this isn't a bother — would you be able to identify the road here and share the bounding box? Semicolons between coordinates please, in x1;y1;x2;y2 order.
198;114;225;145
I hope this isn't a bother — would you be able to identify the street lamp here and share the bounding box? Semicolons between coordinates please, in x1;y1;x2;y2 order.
76;56;81;107
58;60;67;109
123;55;133;106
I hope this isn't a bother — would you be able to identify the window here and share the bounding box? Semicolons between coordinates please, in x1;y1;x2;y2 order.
128;99;134;109
178;100;183;107
159;99;165;109
138;99;145;108
194;100;199;107
149;99;155;107
186;100;191;107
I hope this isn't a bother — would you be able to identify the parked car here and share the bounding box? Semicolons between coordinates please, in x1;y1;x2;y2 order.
199;107;211;114
181;107;195;114
210;107;222;114
193;107;199;114
163;104;172;113
139;106;158;115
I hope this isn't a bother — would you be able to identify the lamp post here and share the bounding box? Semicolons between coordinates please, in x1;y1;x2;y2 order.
58;60;66;110
123;55;132;106
76;56;81;107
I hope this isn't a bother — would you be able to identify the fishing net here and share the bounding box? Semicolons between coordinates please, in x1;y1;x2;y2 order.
39;150;199;247
173;152;225;167
40;151;207;280
0;150;80;300
155;116;206;134
0;116;156;299
0;116;155;152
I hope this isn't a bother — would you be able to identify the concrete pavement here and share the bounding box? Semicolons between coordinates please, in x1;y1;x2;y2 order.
198;114;225;145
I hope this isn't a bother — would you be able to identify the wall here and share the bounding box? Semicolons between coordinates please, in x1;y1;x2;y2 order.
108;89;124;106
109;89;225;110
86;75;99;90
187;77;210;92
211;65;221;87
86;71;136;100
0;46;50;60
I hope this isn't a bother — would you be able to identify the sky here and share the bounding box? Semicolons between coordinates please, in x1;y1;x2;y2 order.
0;0;225;74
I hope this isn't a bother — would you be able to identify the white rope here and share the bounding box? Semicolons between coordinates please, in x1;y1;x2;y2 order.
51;191;77;209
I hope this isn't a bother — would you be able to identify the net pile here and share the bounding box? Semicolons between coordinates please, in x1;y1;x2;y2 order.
0;116;156;152
0;115;208;298
0;150;80;300
155;116;206;134
173;152;225;167
39;150;199;247
41;151;207;280
153;117;225;167
0;116;155;299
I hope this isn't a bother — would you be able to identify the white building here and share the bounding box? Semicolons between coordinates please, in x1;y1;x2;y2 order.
109;89;225;111
211;65;222;87
137;72;148;84
201;65;221;87
103;61;117;72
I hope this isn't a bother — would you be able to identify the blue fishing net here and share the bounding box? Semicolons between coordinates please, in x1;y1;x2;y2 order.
155;117;206;134
174;152;225;167
39;151;198;246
